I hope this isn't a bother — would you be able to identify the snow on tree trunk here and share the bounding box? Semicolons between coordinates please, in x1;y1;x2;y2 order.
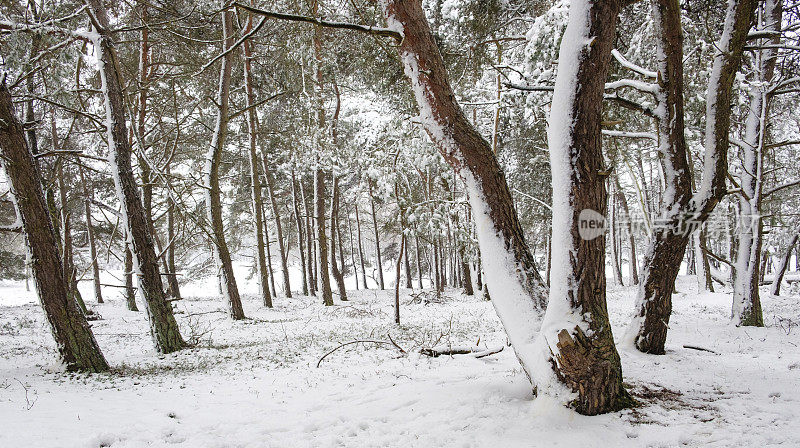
0;81;109;372
625;0;693;355
732;0;781;327
205;6;245;319
381;0;632;415
86;0;185;352
627;0;758;352
771;234;797;296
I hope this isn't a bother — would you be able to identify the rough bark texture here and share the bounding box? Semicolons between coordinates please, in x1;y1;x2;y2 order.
0;82;109;372
124;238;138;311
629;0;693;354
205;6;245;319
86;0;185;352
541;0;633;414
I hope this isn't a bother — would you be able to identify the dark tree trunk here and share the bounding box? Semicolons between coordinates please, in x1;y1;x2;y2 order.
394;234;405;324
0;82;109;372
316;169;334;306
330;178;348;301
347;204;360;290
614;177;638;285
264;159;292;298
86;0;185;352
302;179;317;295
124;237;138;311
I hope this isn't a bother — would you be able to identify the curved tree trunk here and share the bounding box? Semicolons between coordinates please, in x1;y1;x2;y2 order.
205;6;244;319
79;165;103;304
368;180;385;290
86;0;185;352
771;234;797;296
0;82;109;372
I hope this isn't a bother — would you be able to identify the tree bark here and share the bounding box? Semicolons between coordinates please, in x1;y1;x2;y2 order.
124;237;138;311
315;169;334;306
205;5;245;319
242;11;272;308
732;0;780;327
264;158;292;298
771;234;797;296
0;81;108;372
628;0;757;352
330;177;348;301
86;0;185;352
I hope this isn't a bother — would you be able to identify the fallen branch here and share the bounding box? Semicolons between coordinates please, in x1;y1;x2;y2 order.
682;344;719;355
420;345;504;358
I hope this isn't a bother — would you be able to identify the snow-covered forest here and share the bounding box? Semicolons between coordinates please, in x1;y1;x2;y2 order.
1;0;799;445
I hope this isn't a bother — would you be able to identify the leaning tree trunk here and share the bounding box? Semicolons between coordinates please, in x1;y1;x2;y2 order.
771;234;797;296
0;81;108;372
355;202;368;289
242;12;272;308
628;0;757;353
732;0;780;327
382;0;632;415
86;0;185;352
205;6;245;319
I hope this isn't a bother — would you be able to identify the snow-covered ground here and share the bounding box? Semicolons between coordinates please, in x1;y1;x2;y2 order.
1;276;798;447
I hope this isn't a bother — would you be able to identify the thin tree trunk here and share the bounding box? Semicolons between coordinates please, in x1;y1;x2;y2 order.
347;204;360;290
414;228;423;289
368;180;385;289
86;0;185;352
264;159;292;298
394;233;405;324
301;179;317;294
292;170;309;295
79;165;103;304
0;82;109;372
355;202;368;289
124;237;138;311
315;169;334;306
732;0;780;327
330;177;348;301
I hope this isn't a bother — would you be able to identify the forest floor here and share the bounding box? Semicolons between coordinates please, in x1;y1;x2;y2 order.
1;275;799;447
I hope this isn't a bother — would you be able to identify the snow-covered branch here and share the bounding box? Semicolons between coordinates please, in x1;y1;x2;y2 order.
611;49;657;78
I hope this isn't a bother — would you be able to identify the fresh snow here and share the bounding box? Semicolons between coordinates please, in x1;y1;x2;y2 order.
2;276;800;447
